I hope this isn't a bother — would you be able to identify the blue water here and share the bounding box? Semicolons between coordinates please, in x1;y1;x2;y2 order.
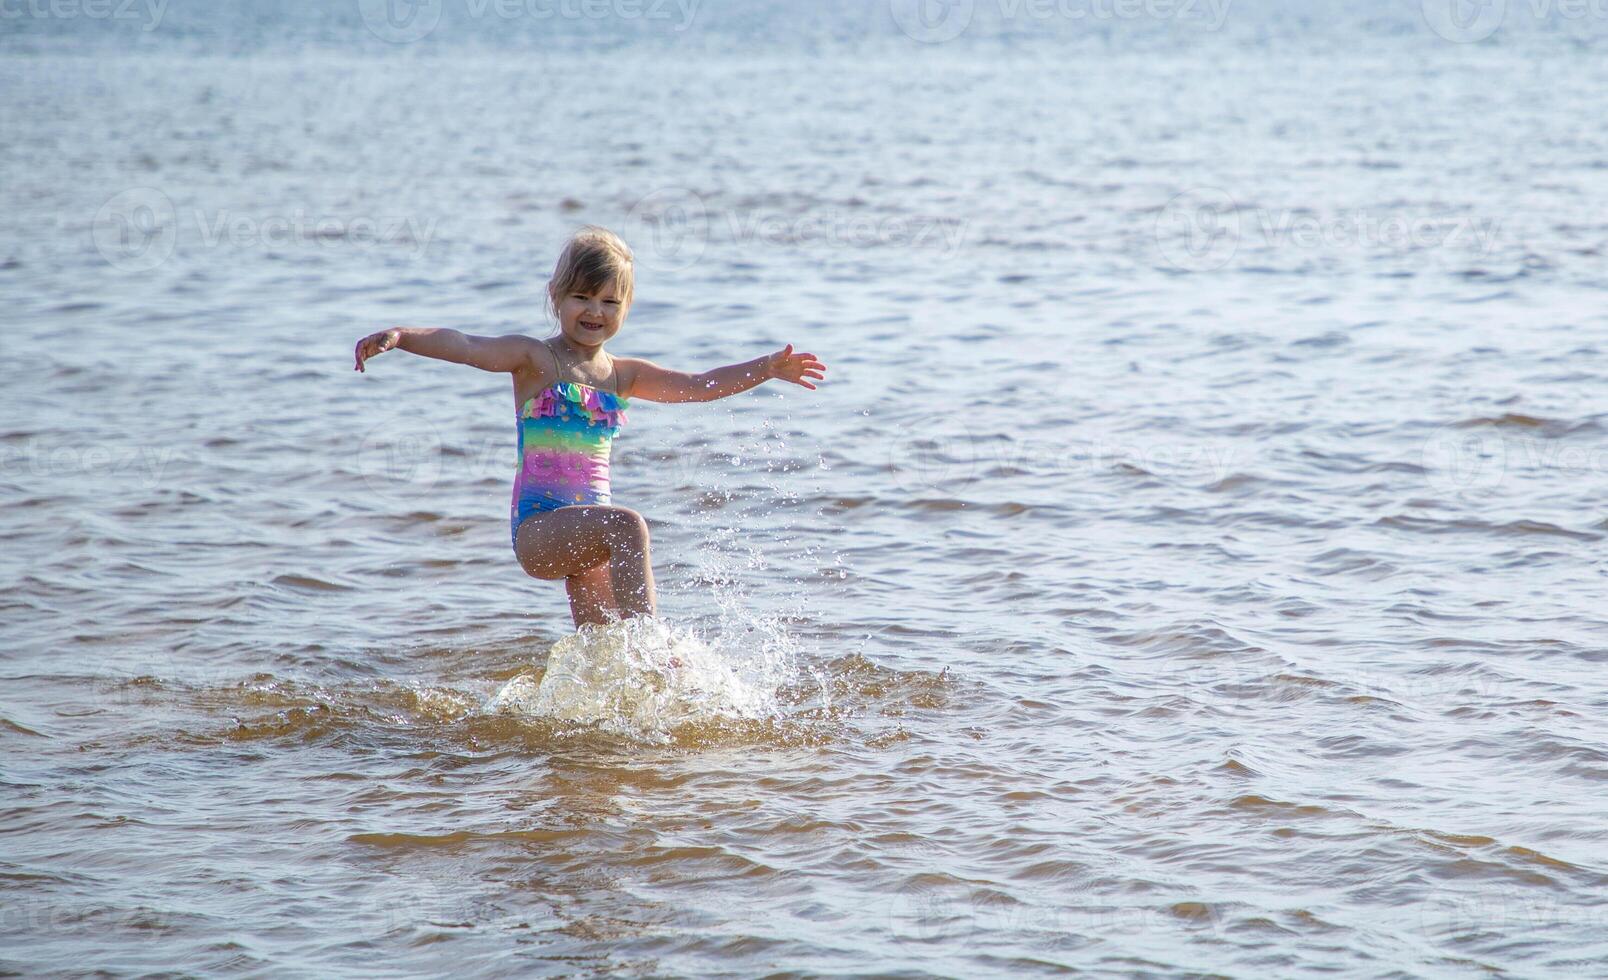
3;2;1608;975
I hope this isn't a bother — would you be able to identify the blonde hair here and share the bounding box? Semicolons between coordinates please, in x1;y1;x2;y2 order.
547;226;635;319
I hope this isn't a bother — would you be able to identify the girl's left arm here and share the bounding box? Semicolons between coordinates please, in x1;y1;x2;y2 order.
617;345;826;403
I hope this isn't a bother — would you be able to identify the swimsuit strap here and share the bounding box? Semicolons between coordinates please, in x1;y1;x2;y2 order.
541;337;618;394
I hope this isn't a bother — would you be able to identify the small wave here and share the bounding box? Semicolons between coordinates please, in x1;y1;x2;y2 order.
1373;515;1601;541
268;573;353;593
350;828;584;849
1;717;46;737
1202;472;1272;494
1452;413;1601;437
1225;794;1338;818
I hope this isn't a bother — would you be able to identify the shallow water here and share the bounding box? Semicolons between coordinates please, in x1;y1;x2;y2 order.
4;4;1608;975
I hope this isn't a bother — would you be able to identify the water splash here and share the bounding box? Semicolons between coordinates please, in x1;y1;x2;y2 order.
482;617;793;743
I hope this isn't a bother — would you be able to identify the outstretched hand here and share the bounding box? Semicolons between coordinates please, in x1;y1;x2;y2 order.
354;328;402;372
766;344;826;390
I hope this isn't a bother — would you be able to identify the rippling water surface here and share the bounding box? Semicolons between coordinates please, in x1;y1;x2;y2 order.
4;4;1608;975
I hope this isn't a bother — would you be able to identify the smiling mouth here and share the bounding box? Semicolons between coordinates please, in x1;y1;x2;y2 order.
579;321;604;331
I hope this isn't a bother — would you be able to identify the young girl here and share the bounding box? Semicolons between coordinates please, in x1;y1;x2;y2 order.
352;226;826;630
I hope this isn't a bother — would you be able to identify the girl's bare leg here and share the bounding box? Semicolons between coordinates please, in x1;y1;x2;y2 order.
514;505;657;619
564;563;618;629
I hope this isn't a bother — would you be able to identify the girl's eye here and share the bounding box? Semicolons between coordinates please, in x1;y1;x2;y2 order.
604;300;621;306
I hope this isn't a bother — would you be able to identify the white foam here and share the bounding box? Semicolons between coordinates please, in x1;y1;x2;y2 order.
483;617;790;742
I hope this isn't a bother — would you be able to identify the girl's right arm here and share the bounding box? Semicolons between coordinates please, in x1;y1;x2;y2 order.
353;327;538;374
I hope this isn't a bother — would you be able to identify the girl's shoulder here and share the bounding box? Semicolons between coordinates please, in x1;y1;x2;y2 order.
613;355;662;401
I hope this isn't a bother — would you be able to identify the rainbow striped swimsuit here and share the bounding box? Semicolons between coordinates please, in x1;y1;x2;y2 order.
509;379;630;545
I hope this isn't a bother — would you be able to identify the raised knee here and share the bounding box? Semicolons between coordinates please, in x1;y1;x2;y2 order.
604;509;650;547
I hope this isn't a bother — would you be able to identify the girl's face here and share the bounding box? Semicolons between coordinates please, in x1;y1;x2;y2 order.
552;281;628;350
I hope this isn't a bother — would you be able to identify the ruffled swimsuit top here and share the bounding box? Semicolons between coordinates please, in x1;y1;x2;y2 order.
509;347;630;541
